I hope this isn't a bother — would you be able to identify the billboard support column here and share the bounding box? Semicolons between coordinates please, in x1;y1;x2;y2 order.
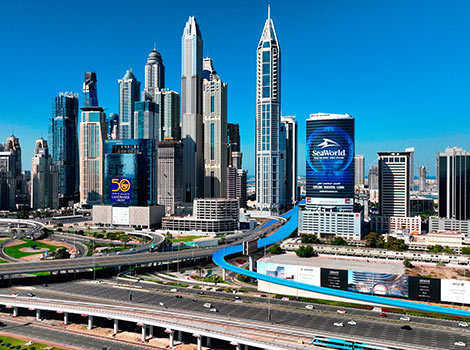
249;255;254;271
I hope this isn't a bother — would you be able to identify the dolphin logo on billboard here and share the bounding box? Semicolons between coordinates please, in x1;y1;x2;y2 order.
317;138;340;149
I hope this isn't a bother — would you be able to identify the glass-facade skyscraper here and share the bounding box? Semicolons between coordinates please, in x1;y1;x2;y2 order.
155;89;180;140
181;16;204;203
143;47;165;101
118;69;140;139
104;139;157;206
50;92;79;205
134;101;158;140
256;6;283;213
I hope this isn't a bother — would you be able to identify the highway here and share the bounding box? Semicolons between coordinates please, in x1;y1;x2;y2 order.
4;280;468;349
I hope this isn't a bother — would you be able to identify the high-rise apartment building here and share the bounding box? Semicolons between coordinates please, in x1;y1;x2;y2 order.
79;106;107;205
31;138;58;209
0;136;22;210
134;101;158;140
181;16;203;203
155;89;181;140
354;155;365;187
107;113;119;140
143;47;165;101
281;116;298;206
419;165;426;193
157;139;183;215
405;147;415;191
368;166;378;190
50;92;79;205
378;152;411;217
237;169;248;208
256;6;282;213
202;57;227;198
103;139;157;206
227;166;237;200
83;72;98;107
227;123;242;168
438;147;470;220
118;69;140;139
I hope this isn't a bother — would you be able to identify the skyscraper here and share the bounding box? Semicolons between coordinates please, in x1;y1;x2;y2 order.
202;57;227;198
0;136;21;210
256;6;282;213
181;16;203;203
50;92;79;205
405;147;415;191
5;136;22;202
437;147;470;220
368;166;378;190
419;165;426;192
378;152;411;217
83;72;98;107
157;139;183;215
79;106;107;205
118;69;140;139
31;138;58;209
227;123;242;168
354;155;365;187
143;47;165;101
155;89;181;140
107;113;119;140
134;101;158;140
281;116;298;206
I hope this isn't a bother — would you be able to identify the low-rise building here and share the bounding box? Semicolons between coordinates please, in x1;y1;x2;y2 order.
371;215;421;234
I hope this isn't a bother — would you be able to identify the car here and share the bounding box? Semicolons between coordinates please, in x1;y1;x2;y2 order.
26;293;35;297
459;322;469;328
197;291;205;295
337;309;346;314
347;321;357;326
333;322;344;327
234;296;241;300
10;293;17;297
175;295;183;299
192;299;197;302
170;288;178;292
41;284;48;287
379;313;387;317
454;341;467;347
203;303;212;308
400;316;411;321
305;305;314;310
209;308;218;312
401;325;412;330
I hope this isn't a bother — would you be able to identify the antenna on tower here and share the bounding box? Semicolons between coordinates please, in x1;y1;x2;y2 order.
268;4;271;19
154;42;156;50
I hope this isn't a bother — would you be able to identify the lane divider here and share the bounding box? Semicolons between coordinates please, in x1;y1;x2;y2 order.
213;204;470;317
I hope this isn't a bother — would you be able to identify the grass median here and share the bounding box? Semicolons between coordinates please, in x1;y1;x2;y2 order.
4;239;63;259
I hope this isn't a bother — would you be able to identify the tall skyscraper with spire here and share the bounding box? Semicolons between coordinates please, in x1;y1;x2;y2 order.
118;69;140;139
143;47;165;101
256;6;282;213
181;16;203;202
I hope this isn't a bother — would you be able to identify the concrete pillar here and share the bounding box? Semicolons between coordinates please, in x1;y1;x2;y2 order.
236;344;241;350
169;331;175;347
12;307;18;317
197;336;202;350
35;309;41;321
249;255;254;271
149;325;154;337
141;325;146;342
87;315;93;330
244;345;249;350
222;269;226;280
113;319;118;334
178;330;183;342
63;312;68;325
207;337;211;347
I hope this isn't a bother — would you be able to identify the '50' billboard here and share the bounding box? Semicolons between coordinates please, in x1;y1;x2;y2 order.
110;178;131;203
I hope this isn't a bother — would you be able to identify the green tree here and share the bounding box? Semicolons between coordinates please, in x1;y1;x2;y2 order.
331;237;348;246
384;236;407;251
462;247;470;255
268;244;282;254
295;245;316;258
300;234;321;244
403;258;413;268
52;247;70;259
365;232;385;248
427;245;454;254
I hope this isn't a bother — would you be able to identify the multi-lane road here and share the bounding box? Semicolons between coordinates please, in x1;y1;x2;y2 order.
4;279;468;350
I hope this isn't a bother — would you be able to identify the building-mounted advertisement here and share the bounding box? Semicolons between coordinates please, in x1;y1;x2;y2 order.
306;114;354;205
348;271;408;298
441;279;470;305
320;268;348;290
257;262;320;286
112;206;129;225
408;276;441;302
110;177;131;203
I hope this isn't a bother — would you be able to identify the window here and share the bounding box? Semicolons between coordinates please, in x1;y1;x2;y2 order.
262;51;270;62
263;41;270;48
262;87;270;98
262;75;270;87
210;123;215;160
210;96;214;113
262;64;270;74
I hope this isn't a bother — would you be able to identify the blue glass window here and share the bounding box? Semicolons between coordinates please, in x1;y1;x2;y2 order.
210;96;214;113
262;75;270;87
210;123;215;160
262;51;270;62
263;41;270;48
262;87;270;98
262;64;270;74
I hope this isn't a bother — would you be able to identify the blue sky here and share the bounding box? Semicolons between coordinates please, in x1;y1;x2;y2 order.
0;0;469;176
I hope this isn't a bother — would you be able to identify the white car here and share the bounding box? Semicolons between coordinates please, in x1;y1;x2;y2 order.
203;303;212;308
337;309;346;314
400;316;411;321
170;288;178;292
305;305;314;310
454;341;466;347
459;322;469;328
347;320;357;326
333;322;344;327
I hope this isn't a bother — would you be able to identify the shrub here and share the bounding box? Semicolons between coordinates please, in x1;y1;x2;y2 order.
295;245;316;258
268;244;282;254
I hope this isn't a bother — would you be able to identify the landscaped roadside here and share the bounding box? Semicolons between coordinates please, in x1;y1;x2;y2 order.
0;334;66;350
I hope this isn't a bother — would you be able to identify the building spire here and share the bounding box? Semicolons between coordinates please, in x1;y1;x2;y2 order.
268;4;270;19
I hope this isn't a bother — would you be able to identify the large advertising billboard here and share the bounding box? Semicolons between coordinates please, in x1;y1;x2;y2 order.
257;262;320;286
348;271;408;298
306;115;354;204
320;268;348;290
110;177;131;203
408;276;441;302
441;279;470;304
112;207;129;226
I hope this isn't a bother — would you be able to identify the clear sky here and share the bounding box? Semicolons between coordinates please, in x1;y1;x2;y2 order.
0;0;469;176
